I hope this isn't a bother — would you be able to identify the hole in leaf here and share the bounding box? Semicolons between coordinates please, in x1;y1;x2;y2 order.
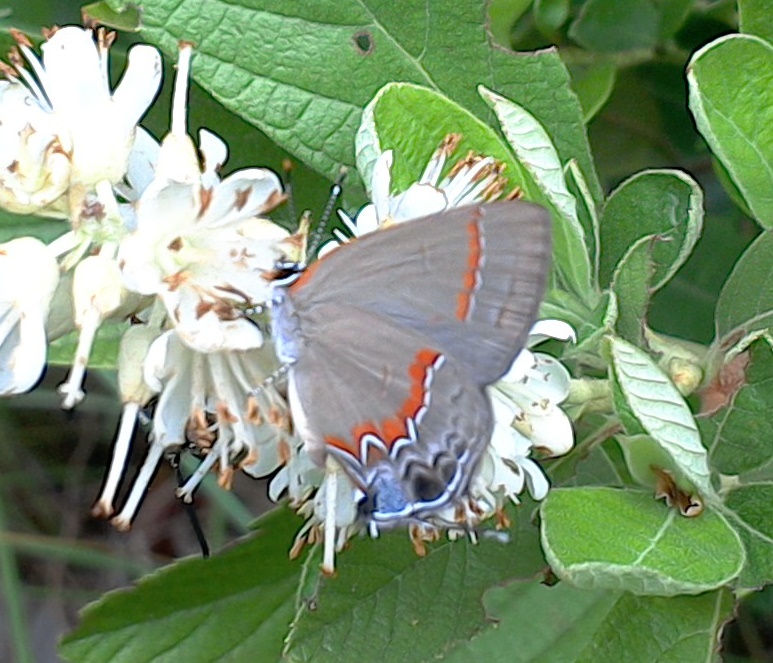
353;31;374;55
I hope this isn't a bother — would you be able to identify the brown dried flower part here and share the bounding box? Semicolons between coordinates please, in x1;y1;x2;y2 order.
652;466;703;517
698;351;750;416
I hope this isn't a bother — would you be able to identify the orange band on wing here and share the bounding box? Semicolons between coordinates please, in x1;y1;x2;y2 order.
323;348;443;464
456;220;482;320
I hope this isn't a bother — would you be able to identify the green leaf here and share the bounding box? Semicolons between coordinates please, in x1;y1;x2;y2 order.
540;487;744;595
445;580;615;661
609;336;713;497
598;169;704;291
106;0;601;201
568;0;660;53
573;590;733;662
565;159;600;281
534;0;570;37
724;483;773;588
488;0;533;48
82;1;141;31
550;438;627;489
355;83;525;197
688;34;773;228
0;210;68;245
59;509;304;663
48;321;128;369
649;191;753;346
699;338;773;476
446;580;732;662
610;235;656;345
559;291;616;367
715;231;773;343
478;85;594;301
569;63;617;123
657;0;693;41
618;433;684;491
285;508;545;662
739;0;773;46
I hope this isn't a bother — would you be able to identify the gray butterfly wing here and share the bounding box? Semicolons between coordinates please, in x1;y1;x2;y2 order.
283;303;492;518
288;200;551;386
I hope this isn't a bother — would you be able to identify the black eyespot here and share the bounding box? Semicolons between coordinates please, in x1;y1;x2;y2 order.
411;472;446;502
353;31;374;55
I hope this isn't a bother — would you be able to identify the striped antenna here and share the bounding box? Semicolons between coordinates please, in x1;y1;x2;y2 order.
306;167;347;258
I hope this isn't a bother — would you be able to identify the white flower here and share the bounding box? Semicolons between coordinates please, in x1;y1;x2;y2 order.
92;319;160;518
0;26;161;216
58;249;145;409
117;45;288;353
0;237;59;394
110;329;291;530
320;135;508;255
475;319;576;508
0;80;69;216
271;454;359;573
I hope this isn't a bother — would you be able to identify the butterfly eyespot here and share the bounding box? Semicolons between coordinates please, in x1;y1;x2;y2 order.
411;472;447;503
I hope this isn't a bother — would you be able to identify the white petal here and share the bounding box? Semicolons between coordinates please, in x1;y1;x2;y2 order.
528;354;572;402
371;150;393;221
172;308;264;353
111;44;162;129
487;449;525;496
40;27;108;114
198;129;228;187
0;309;47;394
528;319;576;345
269;466;290;501
317;240;340;258
351;204;380;235
200;169;283;228
72;255;126;324
336;209;359;237
521;457;550;500
148;361;192;446
142;330;176;392
500;349;536;382
390;183;447;221
123;127;161;200
528;407;575;456
418;145;446;186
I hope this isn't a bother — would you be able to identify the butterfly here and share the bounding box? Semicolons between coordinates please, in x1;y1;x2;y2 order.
271;200;551;529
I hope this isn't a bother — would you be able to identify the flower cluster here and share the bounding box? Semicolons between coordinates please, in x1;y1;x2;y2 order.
0;26;576;567
0;27;292;528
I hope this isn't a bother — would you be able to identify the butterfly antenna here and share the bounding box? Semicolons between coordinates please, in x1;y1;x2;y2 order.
172;453;211;558
251;361;291;400
306;167;347;258
282;159;298;226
